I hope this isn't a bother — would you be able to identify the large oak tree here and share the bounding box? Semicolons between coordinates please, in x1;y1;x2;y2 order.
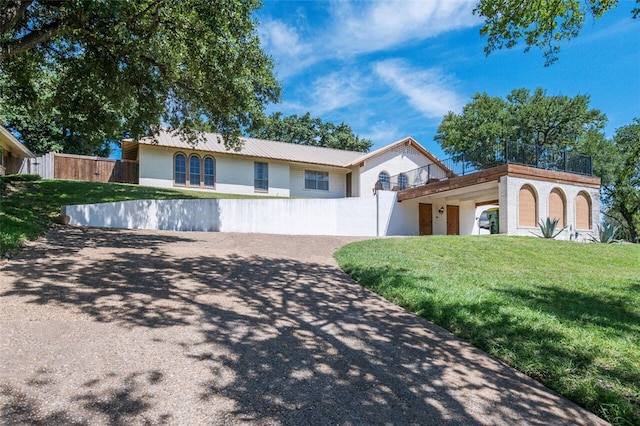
248;112;372;152
435;88;606;169
0;0;280;155
585;119;640;242
474;0;639;65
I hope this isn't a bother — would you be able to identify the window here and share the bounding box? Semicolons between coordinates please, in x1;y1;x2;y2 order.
378;171;390;190
204;157;215;187
254;162;268;191
305;170;329;190
549;188;566;228
518;184;537;227
575;191;592;230
189;155;201;186
398;173;408;189
174;153;186;185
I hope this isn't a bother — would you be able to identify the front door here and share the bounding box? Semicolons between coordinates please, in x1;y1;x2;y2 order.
419;203;433;235
447;205;459;235
346;172;352;197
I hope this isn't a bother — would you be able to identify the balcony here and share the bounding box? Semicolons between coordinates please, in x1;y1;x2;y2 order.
388;141;593;190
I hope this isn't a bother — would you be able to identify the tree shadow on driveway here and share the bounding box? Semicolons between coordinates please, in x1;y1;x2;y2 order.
0;227;606;425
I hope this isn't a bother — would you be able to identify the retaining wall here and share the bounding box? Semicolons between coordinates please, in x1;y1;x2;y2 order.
62;191;404;236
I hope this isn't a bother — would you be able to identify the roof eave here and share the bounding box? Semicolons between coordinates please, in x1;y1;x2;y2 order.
0;126;36;158
132;137;355;169
344;137;452;174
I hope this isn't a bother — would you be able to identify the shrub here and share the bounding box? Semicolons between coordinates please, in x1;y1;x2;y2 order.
0;174;42;183
591;221;620;243
535;217;567;239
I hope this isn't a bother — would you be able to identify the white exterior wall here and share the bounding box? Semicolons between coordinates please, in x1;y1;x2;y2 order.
62;192;400;236
137;142;442;201
425;198;449;235
138;144;291;197
359;146;434;197
349;166;361;197
138;145;174;189
501;176;600;240
289;165;347;198
459;201;478;236
386;197;420;236
499;176;509;235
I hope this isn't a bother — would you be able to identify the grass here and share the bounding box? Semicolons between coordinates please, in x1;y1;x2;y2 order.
335;236;640;425
0;176;263;254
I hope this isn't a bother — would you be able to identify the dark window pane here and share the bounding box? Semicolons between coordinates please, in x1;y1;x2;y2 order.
175;154;186;185
190;155;200;186
255;162;268;190
204;157;215;187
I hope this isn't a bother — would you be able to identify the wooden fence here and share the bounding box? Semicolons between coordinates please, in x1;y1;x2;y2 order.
26;153;138;184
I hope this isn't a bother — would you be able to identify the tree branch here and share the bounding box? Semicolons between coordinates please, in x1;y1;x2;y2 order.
0;20;61;61
0;0;34;34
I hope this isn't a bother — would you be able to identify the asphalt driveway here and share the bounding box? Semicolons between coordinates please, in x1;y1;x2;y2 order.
0;227;606;425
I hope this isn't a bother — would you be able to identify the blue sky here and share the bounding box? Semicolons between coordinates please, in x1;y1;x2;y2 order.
254;0;640;158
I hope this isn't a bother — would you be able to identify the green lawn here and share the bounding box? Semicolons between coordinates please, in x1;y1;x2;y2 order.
335;236;640;426
0;176;262;254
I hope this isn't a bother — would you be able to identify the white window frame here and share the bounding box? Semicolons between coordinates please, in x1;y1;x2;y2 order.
378;171;390;190
189;154;201;187
203;156;215;188
304;170;329;191
174;153;186;186
254;162;268;191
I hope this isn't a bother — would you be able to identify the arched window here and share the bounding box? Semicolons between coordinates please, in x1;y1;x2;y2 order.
189;155;201;187
398;173;408;189
575;191;592;230
174;153;186;185
549;188;566;228
378;171;390;190
518;184;537;227
203;157;215;187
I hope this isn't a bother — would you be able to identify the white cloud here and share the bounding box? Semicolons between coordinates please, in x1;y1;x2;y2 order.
329;0;480;55
360;121;403;146
258;0;480;78
309;72;364;114
258;20;317;77
373;59;464;118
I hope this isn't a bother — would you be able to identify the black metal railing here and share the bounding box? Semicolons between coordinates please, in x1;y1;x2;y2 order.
503;141;592;176
388;141;592;190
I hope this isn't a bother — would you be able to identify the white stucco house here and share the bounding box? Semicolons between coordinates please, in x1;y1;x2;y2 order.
77;130;600;239
122;130;444;199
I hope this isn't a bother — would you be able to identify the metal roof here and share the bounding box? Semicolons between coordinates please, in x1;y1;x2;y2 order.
135;130;365;168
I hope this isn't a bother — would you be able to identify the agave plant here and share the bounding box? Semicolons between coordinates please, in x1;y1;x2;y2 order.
591;221;620;243
535;217;567;239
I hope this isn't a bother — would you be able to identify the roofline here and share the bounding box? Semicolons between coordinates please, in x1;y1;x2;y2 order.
344;137;452;173
0;126;36;158
127;133;363;169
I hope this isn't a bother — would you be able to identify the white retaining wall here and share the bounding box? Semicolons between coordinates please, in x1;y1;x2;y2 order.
62;191;402;236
